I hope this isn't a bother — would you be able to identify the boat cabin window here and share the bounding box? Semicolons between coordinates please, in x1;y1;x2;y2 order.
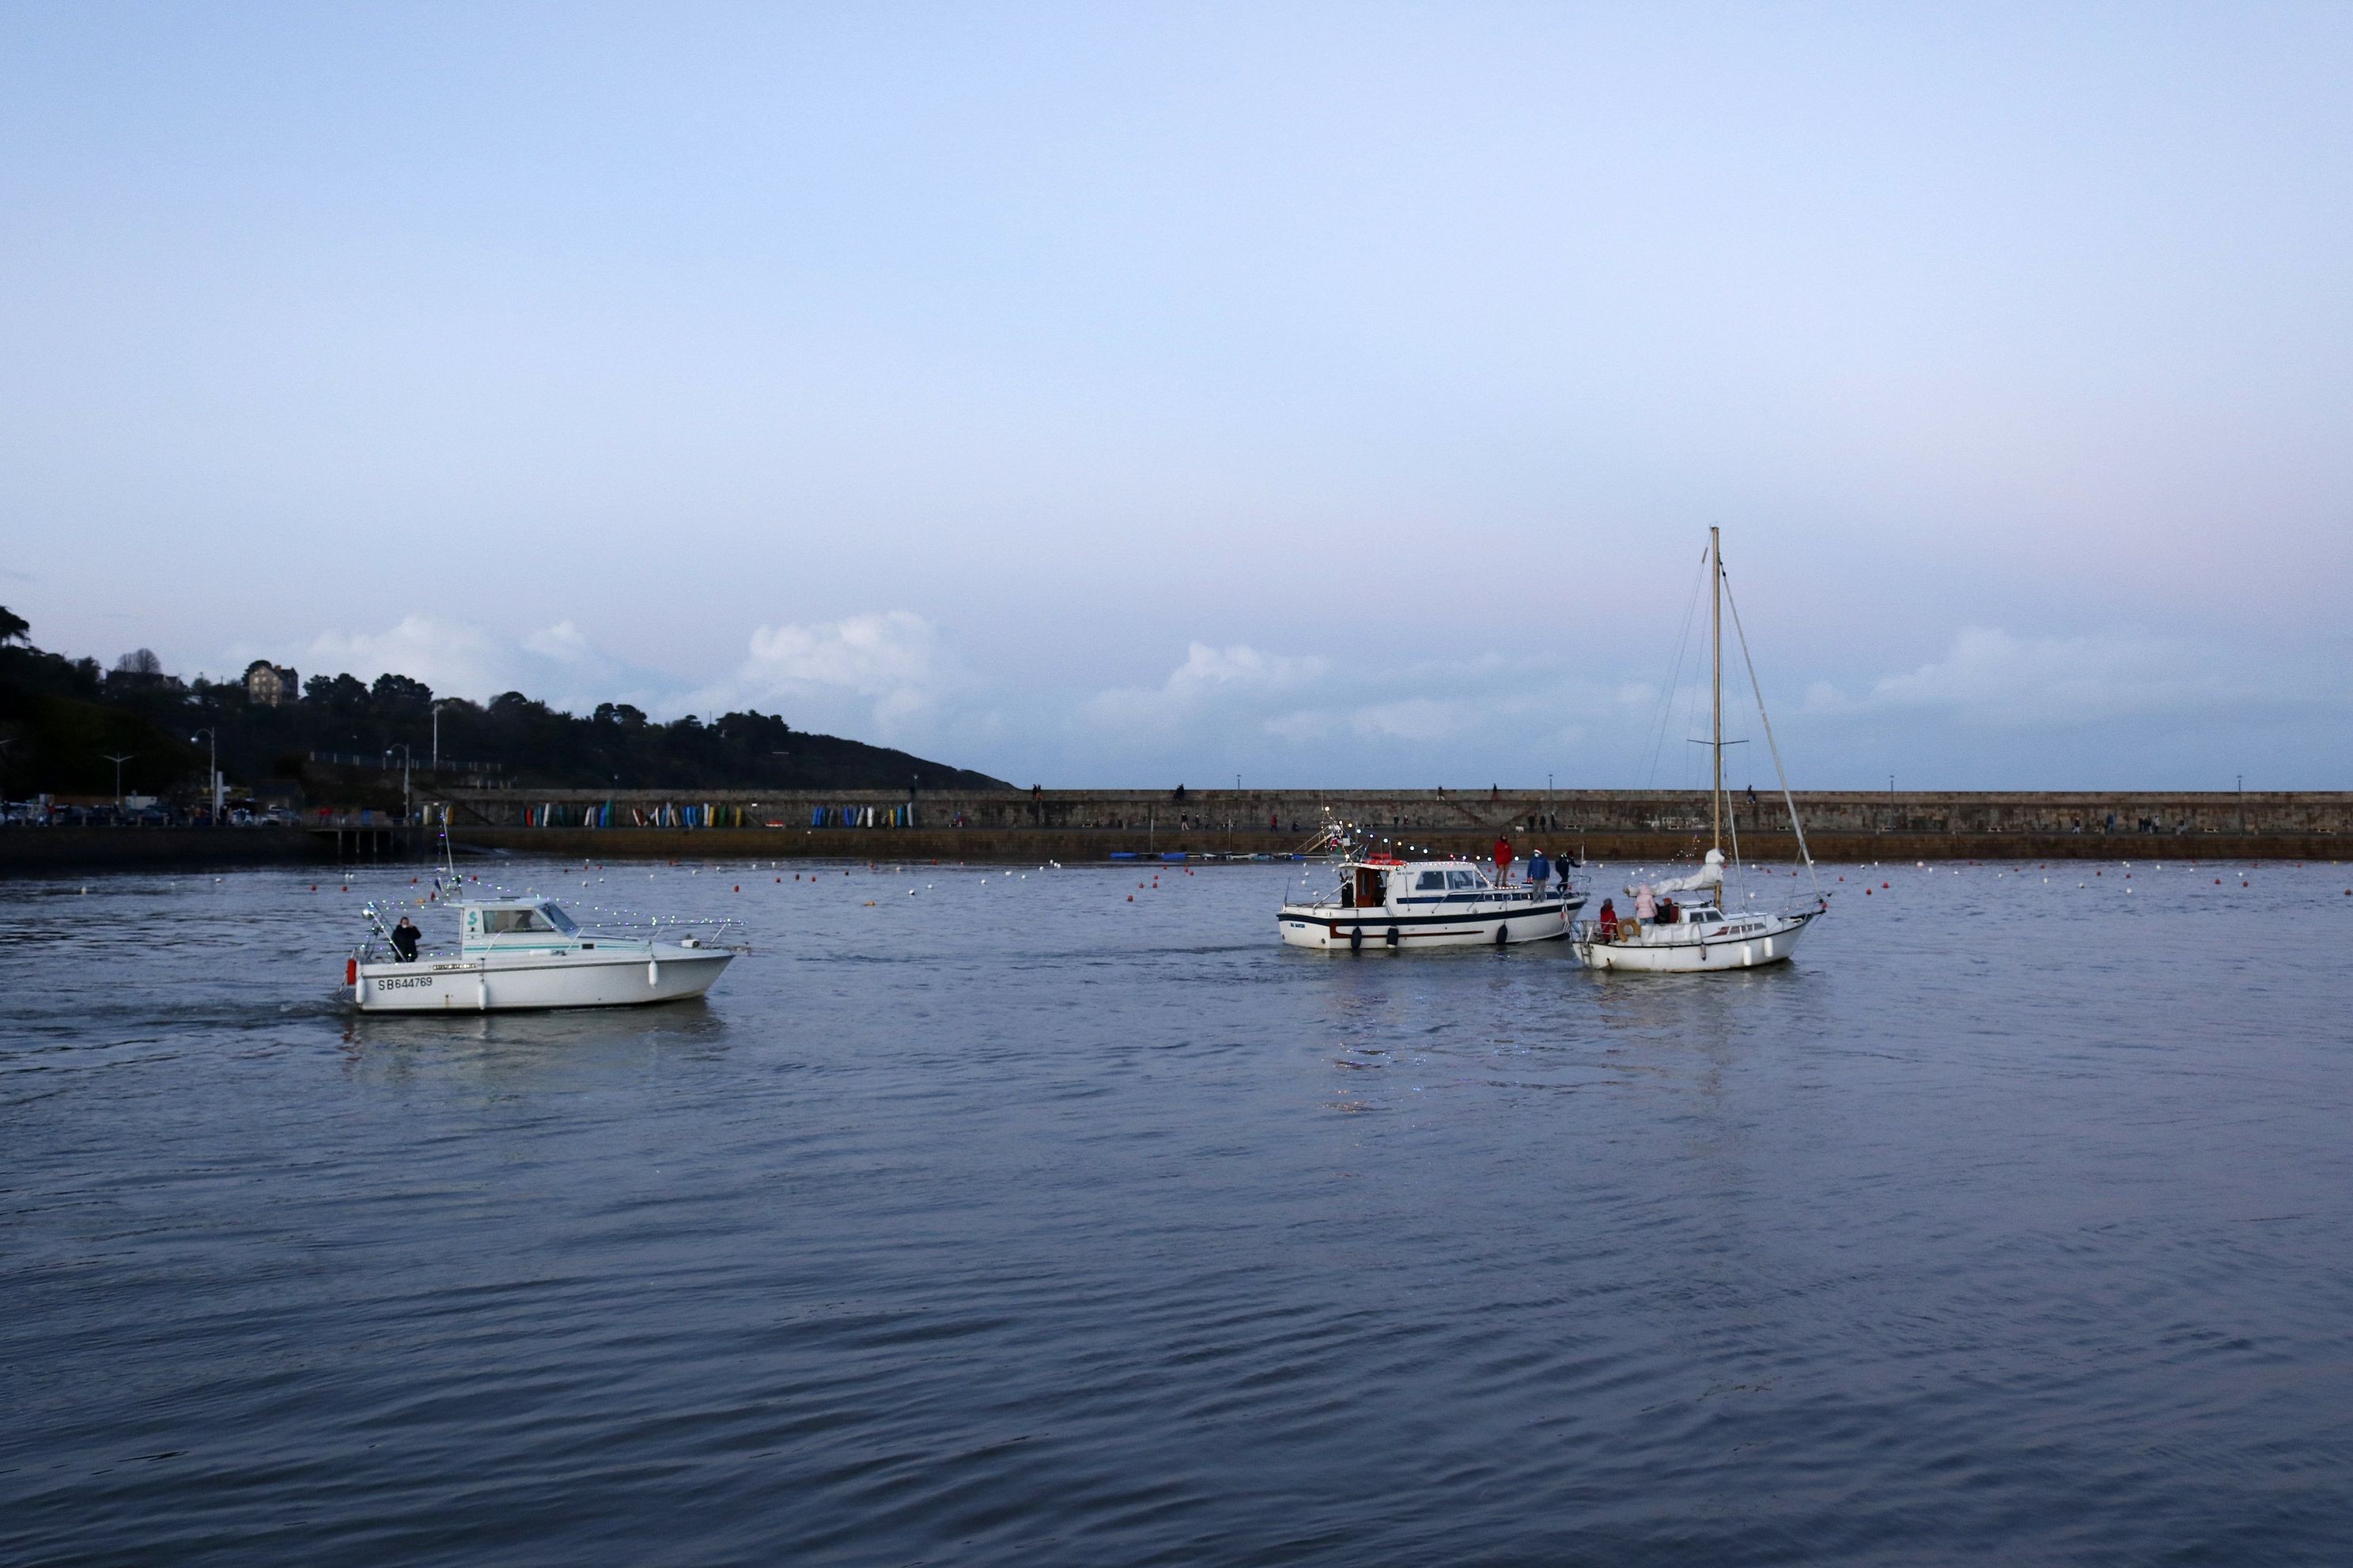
1447;870;1482;890
541;903;580;934
1415;871;1447;891
485;908;558;935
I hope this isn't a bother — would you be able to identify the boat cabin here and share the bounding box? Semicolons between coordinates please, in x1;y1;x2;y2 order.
459;897;591;955
1338;857;1538;912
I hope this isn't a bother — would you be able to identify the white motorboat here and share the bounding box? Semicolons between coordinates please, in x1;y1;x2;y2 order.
1279;850;1585;950
1573;527;1828;973
350;889;737;1011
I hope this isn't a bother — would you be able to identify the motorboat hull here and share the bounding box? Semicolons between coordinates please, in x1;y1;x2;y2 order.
1278;897;1583;950
1573;910;1815;973
353;948;733;1011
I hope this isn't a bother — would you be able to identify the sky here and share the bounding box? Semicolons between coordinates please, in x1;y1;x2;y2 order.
3;3;2347;789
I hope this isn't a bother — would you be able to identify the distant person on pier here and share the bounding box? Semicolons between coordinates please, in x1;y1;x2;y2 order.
391;916;420;963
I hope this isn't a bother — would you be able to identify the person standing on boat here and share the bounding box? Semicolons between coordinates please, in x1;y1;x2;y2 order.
1492;835;1512;884
1526;848;1552;889
1598;898;1620;939
1634;885;1657;924
392;916;420;963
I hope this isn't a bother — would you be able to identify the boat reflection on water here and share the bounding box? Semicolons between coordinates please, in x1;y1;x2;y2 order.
338;994;732;1081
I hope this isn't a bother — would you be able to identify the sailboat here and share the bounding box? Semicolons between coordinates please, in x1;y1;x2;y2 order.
1573;527;1826;973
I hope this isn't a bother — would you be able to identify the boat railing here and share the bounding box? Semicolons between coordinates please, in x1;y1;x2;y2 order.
577;913;746;950
1287;881;1569;911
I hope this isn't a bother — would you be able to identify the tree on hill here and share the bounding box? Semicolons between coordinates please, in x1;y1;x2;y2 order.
0;609;1012;799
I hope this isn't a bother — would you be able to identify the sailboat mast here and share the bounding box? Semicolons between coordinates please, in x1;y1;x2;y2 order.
1710;525;1723;855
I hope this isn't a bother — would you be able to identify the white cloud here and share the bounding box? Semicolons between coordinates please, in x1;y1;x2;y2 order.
243;614;675;713
1344;697;1474;742
1809;626;2243;725
702;610;952;734
1084;641;1328;727
1071;637;1635;785
521;621;597;663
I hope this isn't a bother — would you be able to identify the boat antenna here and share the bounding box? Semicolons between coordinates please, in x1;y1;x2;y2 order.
1720;564;1825;907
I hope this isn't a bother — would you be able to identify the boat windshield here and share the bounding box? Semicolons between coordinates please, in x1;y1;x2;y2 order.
482;905;577;935
1447;870;1484;890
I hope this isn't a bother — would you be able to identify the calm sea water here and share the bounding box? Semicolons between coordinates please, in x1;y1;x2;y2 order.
4;853;2350;1566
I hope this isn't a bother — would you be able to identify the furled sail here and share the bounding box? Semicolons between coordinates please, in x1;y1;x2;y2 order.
1640;847;1725;896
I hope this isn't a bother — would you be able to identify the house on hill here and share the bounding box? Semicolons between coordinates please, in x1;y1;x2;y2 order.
244;660;300;706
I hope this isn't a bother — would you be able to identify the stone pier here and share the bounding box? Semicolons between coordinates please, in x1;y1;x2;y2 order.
415;788;2349;865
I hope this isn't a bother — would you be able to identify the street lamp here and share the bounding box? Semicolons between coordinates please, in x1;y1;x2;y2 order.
102;752;135;810
430;700;453;770
386;743;413;825
190;727;218;823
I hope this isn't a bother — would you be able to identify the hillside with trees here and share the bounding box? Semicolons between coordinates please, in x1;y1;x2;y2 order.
0;607;1012;805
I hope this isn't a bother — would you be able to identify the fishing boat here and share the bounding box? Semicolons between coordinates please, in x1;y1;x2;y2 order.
348;867;739;1011
1278;844;1584;951
1574;527;1827;973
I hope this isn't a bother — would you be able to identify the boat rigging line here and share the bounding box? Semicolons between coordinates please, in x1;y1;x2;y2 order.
1720;561;1826;909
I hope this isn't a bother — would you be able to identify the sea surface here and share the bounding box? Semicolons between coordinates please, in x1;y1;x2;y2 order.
3;852;2350;1566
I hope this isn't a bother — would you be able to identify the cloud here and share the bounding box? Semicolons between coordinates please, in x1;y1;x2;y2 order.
1072;638;1626;784
1344;697;1476;742
245;614;676;712
701;610;952;734
1084;641;1328;727
1807;626;2245;725
521;621;598;663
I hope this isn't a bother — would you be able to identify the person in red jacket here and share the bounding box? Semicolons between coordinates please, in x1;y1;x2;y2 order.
1492;836;1512;884
1597;898;1620;939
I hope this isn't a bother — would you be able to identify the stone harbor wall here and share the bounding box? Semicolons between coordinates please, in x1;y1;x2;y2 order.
6;789;2344;874
432;786;2348;840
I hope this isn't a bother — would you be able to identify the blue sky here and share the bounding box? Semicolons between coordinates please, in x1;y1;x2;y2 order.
3;4;2347;788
